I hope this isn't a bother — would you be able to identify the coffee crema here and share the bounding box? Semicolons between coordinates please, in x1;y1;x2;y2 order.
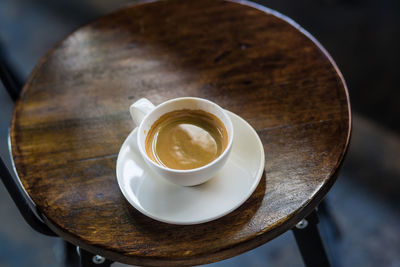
145;109;228;170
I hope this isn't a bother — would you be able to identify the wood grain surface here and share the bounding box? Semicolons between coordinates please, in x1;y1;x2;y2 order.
10;0;351;266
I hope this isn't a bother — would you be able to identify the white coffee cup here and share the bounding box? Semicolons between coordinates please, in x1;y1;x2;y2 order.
130;97;234;186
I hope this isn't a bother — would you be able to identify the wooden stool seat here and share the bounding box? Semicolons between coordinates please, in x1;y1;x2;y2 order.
10;0;350;266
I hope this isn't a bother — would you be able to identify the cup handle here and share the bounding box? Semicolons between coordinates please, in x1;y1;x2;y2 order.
130;98;155;127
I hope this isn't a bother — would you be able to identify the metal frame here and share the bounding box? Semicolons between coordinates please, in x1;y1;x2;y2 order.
0;44;22;101
0;158;57;236
292;210;333;267
78;247;114;267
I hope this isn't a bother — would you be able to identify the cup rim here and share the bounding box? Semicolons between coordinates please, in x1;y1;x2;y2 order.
137;97;234;174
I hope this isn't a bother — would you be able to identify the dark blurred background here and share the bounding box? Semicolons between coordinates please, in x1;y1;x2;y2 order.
0;0;399;266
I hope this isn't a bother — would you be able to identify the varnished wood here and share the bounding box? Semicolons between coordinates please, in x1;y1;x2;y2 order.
10;0;351;266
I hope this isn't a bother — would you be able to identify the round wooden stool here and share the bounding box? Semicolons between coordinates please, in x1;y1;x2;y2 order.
10;0;351;266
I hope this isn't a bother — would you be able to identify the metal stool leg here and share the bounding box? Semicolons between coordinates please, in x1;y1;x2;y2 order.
0;42;22;101
63;241;80;267
77;247;114;267
0;157;57;236
292;210;331;267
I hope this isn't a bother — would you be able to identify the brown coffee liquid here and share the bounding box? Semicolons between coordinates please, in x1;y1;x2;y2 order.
145;109;228;170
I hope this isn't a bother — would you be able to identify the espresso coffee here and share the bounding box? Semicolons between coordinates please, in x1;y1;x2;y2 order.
145;109;228;170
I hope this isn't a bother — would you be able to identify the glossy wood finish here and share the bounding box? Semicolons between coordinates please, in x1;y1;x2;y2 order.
10;0;351;266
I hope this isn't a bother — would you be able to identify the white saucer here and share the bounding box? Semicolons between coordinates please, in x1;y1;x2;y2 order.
116;111;265;225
